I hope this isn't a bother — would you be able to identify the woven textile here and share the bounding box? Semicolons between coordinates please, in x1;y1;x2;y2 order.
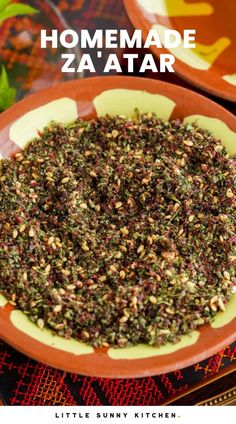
0;341;236;405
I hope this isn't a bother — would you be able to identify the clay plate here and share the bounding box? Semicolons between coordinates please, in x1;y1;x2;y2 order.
0;76;236;377
124;0;236;102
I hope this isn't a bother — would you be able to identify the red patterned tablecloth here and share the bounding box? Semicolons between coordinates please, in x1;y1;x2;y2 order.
0;0;235;406
0;340;235;405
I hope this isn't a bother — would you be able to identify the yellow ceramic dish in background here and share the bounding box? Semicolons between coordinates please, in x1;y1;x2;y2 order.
124;0;236;101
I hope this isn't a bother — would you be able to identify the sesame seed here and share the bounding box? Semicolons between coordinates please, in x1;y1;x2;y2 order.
183;140;193;146
120;226;129;236
137;245;144;254
149;296;157;304
119;270;126;279
61;177;70;184
54;304;62;313
12;229;18;239
37;319;44;329
19;224;26;233
188;215;195;222
28;228;35;237
48;236;55;245
115;201;122;209
226;188;234;198
80;203;88;209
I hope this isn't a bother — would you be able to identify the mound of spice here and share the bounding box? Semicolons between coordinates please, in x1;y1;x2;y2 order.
0;113;235;348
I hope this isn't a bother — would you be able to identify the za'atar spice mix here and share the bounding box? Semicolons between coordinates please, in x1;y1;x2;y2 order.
0;113;235;347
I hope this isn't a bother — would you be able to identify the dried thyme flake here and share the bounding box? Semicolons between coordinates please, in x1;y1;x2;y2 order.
0;113;235;348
